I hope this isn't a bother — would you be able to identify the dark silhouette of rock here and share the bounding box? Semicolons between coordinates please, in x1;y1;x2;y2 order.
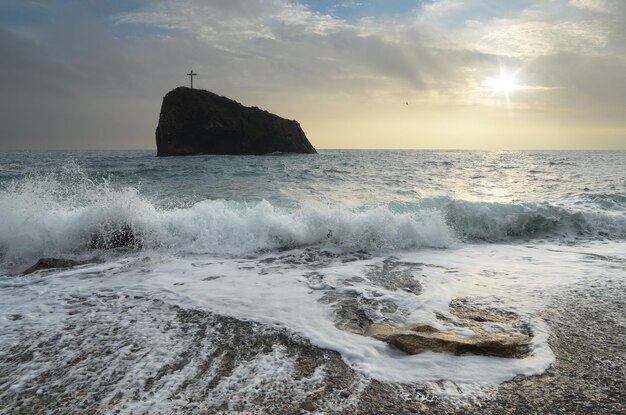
156;87;317;156
90;225;140;250
23;258;86;275
365;323;531;358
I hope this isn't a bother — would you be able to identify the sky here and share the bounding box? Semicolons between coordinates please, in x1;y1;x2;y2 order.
0;0;625;150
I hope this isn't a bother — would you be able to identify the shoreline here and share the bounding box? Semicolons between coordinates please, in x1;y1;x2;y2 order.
1;275;624;414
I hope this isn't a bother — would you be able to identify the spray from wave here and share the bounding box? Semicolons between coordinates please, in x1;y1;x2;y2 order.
0;164;624;270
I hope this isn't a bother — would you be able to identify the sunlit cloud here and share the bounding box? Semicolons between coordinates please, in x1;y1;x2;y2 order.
468;20;609;57
569;0;612;13
0;0;625;150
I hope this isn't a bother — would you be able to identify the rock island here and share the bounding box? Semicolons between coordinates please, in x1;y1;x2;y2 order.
156;87;317;156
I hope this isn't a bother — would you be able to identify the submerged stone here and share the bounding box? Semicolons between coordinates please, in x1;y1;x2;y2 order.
23;258;86;275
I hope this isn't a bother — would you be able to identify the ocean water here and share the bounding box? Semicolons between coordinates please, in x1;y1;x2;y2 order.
1;150;625;399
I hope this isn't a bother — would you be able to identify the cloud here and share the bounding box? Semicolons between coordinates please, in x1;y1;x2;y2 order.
468;19;609;57
112;0;446;94
114;0;349;40
413;0;626;111
526;52;626;110
569;0;611;13
0;0;624;149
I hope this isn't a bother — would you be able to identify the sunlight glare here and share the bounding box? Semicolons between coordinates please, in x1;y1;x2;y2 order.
493;73;517;94
489;70;519;96
484;67;522;106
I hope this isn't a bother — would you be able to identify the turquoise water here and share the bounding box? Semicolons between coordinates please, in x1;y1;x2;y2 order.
1;150;624;208
0;150;624;270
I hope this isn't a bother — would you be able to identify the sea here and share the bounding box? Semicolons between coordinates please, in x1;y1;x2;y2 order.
0;150;625;405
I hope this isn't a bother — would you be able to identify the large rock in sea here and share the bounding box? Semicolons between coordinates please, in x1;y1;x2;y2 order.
155;87;317;156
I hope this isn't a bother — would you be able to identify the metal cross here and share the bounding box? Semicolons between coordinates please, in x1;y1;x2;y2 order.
187;70;197;88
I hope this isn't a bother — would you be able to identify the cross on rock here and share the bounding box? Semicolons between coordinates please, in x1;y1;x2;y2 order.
187;70;197;88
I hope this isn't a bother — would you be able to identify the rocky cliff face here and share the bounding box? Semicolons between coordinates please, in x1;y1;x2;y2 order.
156;87;316;156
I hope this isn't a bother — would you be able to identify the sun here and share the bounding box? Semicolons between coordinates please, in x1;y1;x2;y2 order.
493;72;518;95
488;69;519;96
483;67;522;105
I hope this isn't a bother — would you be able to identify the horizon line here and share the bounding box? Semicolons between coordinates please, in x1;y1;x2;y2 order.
0;148;625;152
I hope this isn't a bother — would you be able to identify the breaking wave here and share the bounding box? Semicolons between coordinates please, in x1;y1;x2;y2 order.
0;165;624;270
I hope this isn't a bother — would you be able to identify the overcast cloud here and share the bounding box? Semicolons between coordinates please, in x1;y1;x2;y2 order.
0;0;624;150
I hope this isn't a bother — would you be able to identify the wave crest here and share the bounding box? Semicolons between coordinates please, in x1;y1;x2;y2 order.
0;166;624;270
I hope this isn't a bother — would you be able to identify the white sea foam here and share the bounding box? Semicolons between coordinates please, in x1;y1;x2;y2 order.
3;241;623;397
1;167;625;272
0;165;455;271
